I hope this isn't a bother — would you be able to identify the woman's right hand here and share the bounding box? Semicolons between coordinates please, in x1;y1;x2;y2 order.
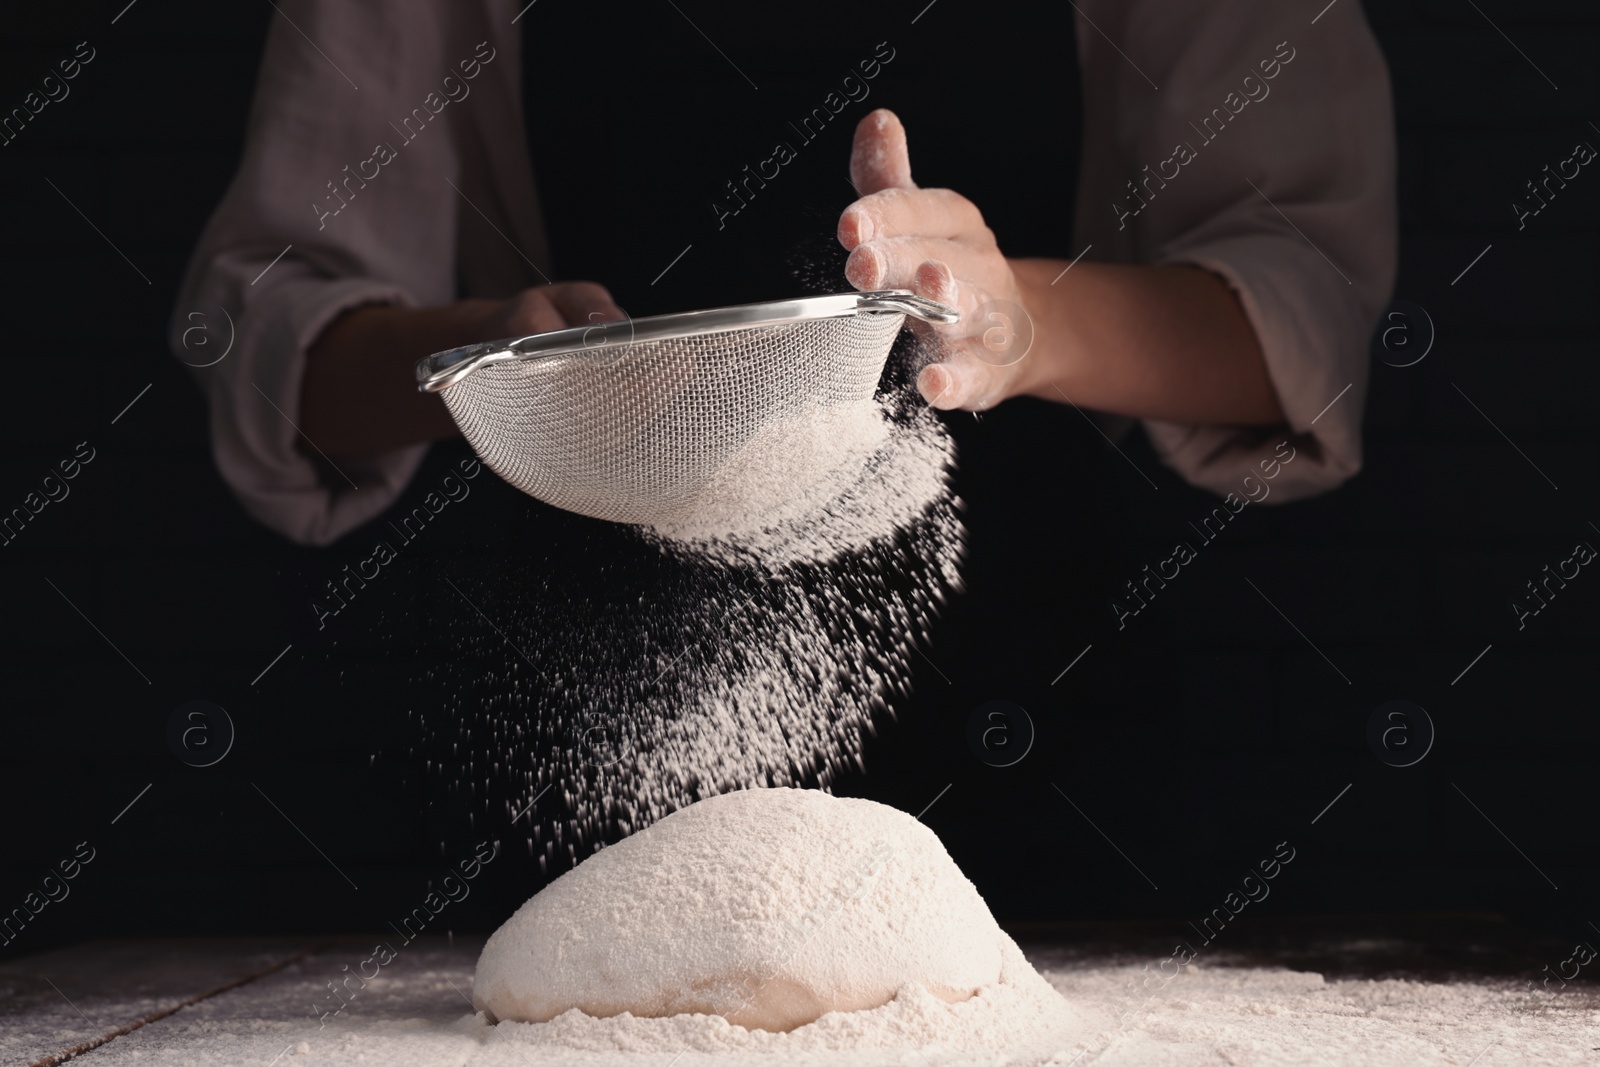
302;281;626;458
471;281;627;340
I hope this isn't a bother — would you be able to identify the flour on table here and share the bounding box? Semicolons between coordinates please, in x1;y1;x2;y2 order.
473;787;1079;1052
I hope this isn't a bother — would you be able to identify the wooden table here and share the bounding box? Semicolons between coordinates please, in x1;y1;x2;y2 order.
4;920;1595;1066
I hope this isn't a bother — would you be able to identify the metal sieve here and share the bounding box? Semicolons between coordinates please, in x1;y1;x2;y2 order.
415;289;958;525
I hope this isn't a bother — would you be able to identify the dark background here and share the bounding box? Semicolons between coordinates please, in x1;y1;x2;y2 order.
1;0;1595;968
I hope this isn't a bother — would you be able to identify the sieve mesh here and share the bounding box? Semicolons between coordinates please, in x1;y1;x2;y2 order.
438;311;907;525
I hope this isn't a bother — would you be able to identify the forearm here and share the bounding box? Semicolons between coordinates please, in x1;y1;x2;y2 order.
301;301;493;458
1010;259;1284;426
300;283;623;458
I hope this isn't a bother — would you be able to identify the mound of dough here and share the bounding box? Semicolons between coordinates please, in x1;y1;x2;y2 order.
473;787;1007;1032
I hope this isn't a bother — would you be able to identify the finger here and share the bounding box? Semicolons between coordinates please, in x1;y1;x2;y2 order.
909;259;990;326
845;237;1008;298
907;263;1015;410
846;237;958;291
849;109;915;196
503;290;571;336
543;281;625;327
919;332;1018;411
839;187;992;254
916;356;995;411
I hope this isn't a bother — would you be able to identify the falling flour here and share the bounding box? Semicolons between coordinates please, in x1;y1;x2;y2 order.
411;385;964;873
473;788;1079;1055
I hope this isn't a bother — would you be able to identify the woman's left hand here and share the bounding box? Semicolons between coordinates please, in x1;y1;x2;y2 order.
838;108;1034;411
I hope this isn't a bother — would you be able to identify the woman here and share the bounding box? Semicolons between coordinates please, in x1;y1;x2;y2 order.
170;0;1395;545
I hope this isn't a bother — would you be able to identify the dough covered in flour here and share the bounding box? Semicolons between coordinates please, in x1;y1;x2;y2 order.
473;787;1007;1032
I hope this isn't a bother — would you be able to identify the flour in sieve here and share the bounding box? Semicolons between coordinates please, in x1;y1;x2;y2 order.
648;396;953;567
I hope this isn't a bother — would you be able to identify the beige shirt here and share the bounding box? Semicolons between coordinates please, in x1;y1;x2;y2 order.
171;0;1396;545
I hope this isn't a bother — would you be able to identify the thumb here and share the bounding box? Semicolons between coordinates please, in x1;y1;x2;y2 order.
849;109;916;195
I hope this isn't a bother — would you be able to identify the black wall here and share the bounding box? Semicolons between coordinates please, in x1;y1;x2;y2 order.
0;0;1594;956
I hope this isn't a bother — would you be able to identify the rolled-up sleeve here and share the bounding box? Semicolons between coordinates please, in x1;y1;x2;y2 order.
1074;0;1398;501
202;269;424;546
169;0;526;544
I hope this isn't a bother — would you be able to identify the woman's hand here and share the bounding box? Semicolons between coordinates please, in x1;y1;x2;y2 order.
472;281;626;341
838;109;1032;411
837;109;1284;427
302;282;625;458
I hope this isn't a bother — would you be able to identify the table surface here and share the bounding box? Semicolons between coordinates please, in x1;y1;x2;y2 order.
3;920;1597;1067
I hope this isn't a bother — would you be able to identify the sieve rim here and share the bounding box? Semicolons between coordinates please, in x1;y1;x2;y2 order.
414;289;957;394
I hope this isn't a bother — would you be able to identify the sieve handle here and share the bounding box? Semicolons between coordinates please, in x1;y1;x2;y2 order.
854;292;960;325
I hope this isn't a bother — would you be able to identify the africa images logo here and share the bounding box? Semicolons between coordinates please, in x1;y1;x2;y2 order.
966;700;1034;768
1366;699;1434;769
167;700;235;768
